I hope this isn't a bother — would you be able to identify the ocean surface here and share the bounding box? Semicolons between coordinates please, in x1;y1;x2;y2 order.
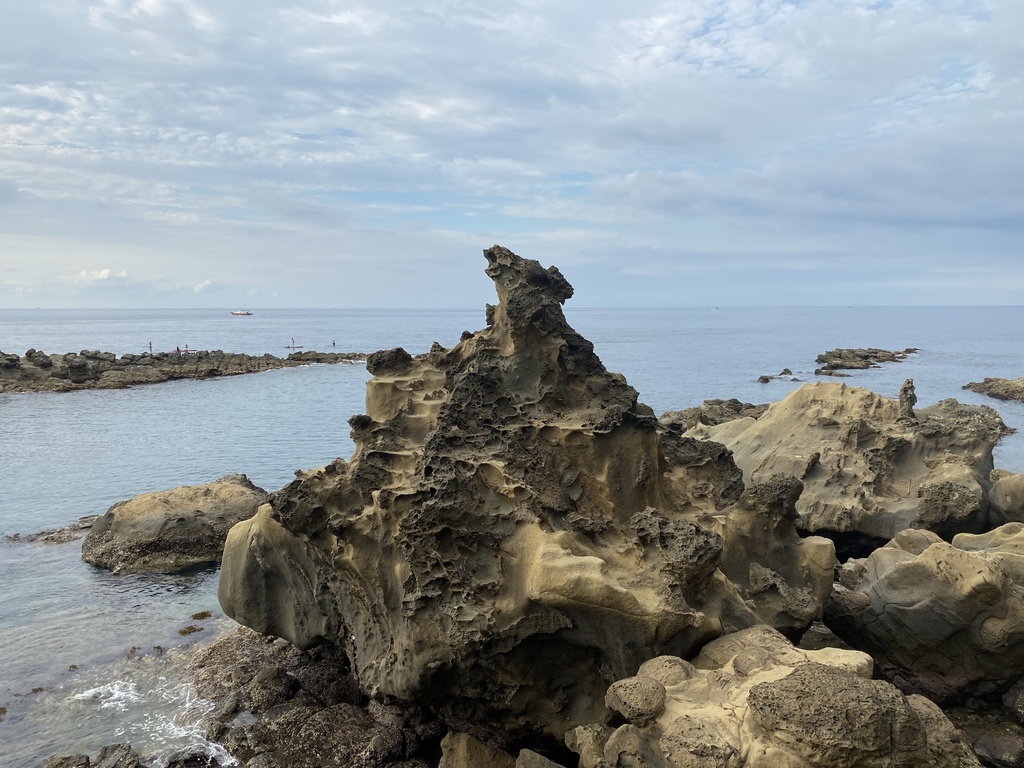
2;305;1023;766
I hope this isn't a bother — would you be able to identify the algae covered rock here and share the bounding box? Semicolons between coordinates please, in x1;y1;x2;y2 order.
219;245;759;739
82;474;267;573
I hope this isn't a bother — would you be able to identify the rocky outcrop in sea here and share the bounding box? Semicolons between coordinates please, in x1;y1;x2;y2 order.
964;377;1024;403
0;348;365;393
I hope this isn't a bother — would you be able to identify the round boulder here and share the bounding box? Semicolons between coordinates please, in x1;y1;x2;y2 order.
82;474;267;574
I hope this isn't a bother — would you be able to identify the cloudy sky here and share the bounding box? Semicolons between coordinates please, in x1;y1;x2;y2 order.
0;0;1020;308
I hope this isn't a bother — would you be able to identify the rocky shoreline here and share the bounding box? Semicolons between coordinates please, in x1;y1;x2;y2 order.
36;247;1024;767
0;348;366;394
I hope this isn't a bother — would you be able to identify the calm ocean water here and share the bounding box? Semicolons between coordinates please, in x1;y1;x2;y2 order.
2;305;1023;766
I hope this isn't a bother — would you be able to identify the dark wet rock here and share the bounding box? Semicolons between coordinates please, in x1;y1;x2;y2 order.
188;626;442;768
964;377;1024;403
815;347;918;372
4;515;98;544
82;474;267;574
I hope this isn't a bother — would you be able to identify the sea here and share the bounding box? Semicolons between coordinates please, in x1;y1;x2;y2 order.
2;305;1023;767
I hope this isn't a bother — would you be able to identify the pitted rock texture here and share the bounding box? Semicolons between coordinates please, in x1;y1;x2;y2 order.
82;474;267;574
826;525;1024;703
566;625;980;768
688;381;1006;543
713;475;835;637
219;246;760;739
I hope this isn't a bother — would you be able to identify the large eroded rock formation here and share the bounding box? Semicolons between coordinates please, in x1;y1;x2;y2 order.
220;246;767;738
689;381;1007;548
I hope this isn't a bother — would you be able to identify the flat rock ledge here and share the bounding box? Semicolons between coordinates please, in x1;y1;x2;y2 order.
0;348;365;394
964;377;1024;403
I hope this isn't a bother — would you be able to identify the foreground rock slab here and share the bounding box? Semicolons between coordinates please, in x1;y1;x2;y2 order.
220;245;761;739
566;625;980;768
82;474;267;574
0;348;365;394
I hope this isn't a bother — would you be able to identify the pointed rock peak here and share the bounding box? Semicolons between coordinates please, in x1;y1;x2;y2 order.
483;245;574;335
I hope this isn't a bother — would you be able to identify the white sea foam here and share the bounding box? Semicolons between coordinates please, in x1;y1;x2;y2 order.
74;680;144;710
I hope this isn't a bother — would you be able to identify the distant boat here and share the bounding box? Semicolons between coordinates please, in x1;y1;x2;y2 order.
230;310;253;316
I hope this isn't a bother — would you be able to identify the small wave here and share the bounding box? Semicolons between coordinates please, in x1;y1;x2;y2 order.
71;677;237;766
74;680;143;710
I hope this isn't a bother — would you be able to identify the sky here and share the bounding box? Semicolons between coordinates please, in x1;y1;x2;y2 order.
0;0;1021;308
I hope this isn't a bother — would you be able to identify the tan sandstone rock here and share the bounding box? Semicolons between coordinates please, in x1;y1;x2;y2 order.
82;474;267;573
690;381;1006;546
567;625;980;768
991;472;1024;523
826;525;1024;703
219;246;763;739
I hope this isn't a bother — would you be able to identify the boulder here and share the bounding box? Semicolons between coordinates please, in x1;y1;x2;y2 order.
219;245;760;740
566;625;978;768
82;474;267;573
826;525;1024;703
690;381;1006;549
992;472;1024;523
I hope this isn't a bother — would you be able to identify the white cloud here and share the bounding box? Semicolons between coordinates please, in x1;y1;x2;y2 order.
60;268;130;285
0;0;1021;307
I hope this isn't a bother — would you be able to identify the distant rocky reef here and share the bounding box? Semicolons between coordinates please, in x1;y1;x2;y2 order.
0;348;365;393
964;377;1024;403
814;346;918;377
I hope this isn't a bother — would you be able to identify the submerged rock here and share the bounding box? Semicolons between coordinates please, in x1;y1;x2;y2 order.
82;474;267;574
219;246;760;739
